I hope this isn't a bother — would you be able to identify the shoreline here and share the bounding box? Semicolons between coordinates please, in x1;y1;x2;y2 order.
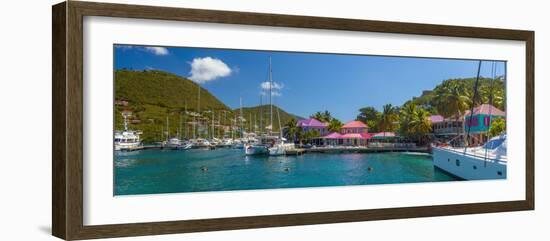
116;145;430;154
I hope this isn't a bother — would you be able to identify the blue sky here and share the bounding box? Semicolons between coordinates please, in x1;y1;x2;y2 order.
114;45;506;122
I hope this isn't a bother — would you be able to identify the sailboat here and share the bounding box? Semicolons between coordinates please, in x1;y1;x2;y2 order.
269;103;295;156
244;58;277;156
432;61;507;180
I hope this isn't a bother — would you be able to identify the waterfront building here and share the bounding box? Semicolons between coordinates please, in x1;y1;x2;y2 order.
322;132;343;146
321;132;373;146
428;115;444;124
430;104;505;145
297;118;329;135
464;104;505;133
430;114;464;137
339;121;370;146
463;104;505;144
340;120;369;134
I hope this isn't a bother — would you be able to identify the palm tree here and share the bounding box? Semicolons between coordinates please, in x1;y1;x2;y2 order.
311;111;332;123
488;118;505;137
357;106;380;131
410;108;432;143
378;104;399;136
433;80;471;135
480;77;505;110
283;118;299;142
303;129;320;144
327;118;343;133
399;102;417;137
398;103;432;143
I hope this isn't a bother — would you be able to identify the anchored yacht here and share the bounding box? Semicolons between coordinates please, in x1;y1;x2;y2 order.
114;112;142;151
433;134;507;180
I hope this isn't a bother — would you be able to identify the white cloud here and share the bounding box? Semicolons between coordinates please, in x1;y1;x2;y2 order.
260;81;284;96
115;45;169;55
188;57;232;83
144;47;169;56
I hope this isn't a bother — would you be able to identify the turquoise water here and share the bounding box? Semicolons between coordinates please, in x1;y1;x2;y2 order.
114;148;459;195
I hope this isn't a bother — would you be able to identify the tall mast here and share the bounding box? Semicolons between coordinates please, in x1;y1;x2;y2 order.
464;60;483;149
179;113;182;139
259;94;263;133
122;113;128;131
192;116;196;139
484;61;498;163
234;115;237;139
269;57;273;134
210;110;213;139
166;116;169;141
197;83;201;113
184;102;188;139
224;110;227;137
276;104;282;138
240;97;243;137
197;82;201;138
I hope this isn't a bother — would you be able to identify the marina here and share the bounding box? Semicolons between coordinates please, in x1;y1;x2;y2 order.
113;45;507;195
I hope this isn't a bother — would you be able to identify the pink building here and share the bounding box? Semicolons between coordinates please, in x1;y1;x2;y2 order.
341;121;369;146
297;118;329;135
340;120;369;134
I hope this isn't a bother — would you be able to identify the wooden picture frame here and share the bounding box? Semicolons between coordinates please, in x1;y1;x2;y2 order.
52;1;534;240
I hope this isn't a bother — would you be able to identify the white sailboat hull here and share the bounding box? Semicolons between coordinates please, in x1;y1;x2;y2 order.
269;143;295;156
244;145;268;155
432;146;506;180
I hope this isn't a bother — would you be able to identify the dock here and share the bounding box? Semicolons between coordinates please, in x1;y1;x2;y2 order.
118;145;429;155
285;148;306;155
118;145;161;152
306;146;429;154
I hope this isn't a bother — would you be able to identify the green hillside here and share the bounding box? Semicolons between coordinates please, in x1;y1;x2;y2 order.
114;70;302;142
404;77;506;115
236;104;302;133
114;70;233;143
115;69;229;110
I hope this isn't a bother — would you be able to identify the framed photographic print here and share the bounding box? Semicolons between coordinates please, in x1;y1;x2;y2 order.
52;1;534;240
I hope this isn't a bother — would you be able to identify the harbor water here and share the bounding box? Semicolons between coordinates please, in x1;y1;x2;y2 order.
115;148;459;195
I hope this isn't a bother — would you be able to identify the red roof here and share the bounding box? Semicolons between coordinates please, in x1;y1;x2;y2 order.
464;104;505;117
297;118;328;128
322;132;343;139
342;120;368;129
360;133;374;139
428;115;444;123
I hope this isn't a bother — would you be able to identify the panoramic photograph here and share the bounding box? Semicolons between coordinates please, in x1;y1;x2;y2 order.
113;44;507;196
